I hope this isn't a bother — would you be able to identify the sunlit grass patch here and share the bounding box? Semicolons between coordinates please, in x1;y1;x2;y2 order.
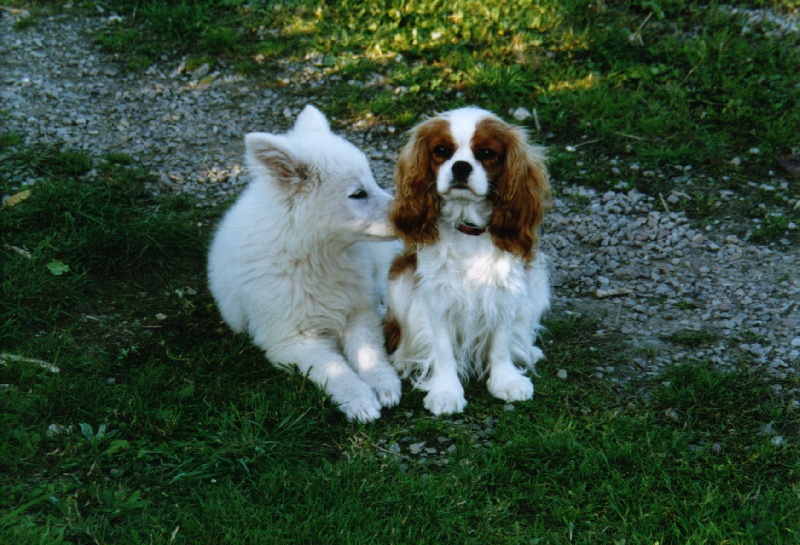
96;1;800;164
90;0;800;241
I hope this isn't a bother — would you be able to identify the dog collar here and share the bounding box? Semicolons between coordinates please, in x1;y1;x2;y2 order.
456;222;487;236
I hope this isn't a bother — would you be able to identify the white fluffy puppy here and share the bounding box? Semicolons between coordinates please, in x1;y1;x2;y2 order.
207;105;401;422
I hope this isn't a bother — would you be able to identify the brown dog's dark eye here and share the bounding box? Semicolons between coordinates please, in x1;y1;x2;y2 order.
475;148;497;161
432;145;453;159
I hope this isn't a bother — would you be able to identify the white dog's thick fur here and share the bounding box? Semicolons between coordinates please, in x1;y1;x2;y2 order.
207;105;401;422
385;107;551;416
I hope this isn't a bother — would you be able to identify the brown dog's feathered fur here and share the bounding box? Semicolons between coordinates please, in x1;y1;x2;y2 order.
390;114;550;262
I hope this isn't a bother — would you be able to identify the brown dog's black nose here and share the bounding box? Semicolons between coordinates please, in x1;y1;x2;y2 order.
451;161;473;186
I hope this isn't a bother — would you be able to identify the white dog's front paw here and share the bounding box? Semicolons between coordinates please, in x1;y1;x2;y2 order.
329;378;383;423
374;377;402;409
340;393;382;423
487;370;534;402
360;366;402;408
424;389;467;416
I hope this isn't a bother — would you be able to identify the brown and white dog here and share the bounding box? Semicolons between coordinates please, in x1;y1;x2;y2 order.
384;107;551;415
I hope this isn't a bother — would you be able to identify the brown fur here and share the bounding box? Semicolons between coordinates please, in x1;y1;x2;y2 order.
383;312;402;355
383;250;418;354
388;249;418;280
391;113;550;262
475;117;551;262
389;119;452;246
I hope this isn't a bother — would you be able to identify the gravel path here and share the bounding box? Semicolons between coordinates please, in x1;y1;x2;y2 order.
2;11;799;404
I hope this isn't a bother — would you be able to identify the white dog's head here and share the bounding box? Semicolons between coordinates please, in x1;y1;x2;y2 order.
245;105;393;241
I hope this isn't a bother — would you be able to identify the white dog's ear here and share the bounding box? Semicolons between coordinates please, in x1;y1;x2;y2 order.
245;133;310;186
292;105;331;134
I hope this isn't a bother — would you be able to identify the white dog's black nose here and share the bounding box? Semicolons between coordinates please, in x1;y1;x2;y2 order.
451;161;473;186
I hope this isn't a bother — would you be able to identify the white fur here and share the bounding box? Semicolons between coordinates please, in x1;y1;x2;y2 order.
388;107;550;416
207;105;401;422
389;235;549;415
434;107;493;198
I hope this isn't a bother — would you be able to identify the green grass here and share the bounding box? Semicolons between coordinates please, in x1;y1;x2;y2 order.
87;0;800;243
3;0;800;541
2;133;799;541
88;0;800;164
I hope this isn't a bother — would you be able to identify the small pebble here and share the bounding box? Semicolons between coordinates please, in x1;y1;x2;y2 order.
46;424;71;437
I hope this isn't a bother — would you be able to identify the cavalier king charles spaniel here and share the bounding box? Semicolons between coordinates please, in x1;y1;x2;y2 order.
384;107;551;415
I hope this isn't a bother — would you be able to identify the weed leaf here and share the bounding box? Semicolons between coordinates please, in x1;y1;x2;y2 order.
46;260;70;276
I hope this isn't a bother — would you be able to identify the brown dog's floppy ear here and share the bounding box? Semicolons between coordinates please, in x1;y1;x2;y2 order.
487;123;550;262
389;120;447;246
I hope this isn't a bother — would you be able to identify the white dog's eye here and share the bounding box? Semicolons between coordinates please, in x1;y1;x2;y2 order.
349;189;368;200
476;148;498;161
